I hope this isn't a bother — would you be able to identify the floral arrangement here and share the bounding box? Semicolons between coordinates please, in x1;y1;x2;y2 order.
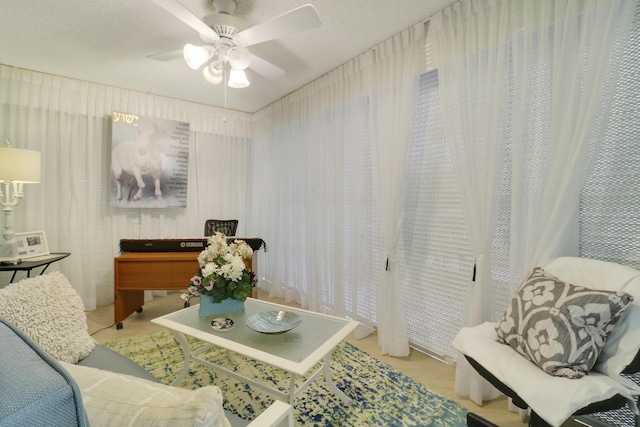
182;232;256;305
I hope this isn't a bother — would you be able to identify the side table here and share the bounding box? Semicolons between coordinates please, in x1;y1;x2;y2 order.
0;252;71;284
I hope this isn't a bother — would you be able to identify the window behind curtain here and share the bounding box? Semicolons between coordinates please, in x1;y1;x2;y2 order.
400;44;513;361
580;5;640;271
578;4;640;426
400;70;474;360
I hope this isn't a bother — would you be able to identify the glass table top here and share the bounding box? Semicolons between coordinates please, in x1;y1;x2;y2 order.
151;298;359;375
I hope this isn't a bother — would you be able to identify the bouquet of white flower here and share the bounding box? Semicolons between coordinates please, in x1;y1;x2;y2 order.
182;232;255;304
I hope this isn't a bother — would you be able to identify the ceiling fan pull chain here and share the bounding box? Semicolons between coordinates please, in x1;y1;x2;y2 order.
223;64;228;123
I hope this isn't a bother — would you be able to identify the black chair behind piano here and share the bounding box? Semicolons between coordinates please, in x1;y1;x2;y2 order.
204;219;238;237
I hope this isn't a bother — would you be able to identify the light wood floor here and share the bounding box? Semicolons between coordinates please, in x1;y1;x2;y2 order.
85;291;562;427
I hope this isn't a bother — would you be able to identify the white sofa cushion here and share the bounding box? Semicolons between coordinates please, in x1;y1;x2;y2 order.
62;362;231;427
544;257;640;377
454;322;640;427
0;271;95;363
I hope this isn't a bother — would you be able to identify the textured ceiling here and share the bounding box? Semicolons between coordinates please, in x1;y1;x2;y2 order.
0;0;455;113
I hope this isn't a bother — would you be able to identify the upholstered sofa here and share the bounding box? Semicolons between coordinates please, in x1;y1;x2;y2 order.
455;257;640;427
0;272;293;427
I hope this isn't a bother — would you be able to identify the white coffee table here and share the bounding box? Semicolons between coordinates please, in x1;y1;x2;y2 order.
151;298;359;405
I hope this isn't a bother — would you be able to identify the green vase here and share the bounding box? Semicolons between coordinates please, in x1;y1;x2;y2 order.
198;295;245;319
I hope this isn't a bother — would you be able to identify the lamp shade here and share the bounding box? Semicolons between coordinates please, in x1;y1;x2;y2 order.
183;44;213;70
203;62;223;84
0;146;41;183
228;68;250;88
228;46;251;70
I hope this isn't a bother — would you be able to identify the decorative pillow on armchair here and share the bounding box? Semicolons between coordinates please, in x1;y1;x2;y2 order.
495;267;633;378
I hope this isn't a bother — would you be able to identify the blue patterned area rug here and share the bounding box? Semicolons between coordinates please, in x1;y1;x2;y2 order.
103;330;467;426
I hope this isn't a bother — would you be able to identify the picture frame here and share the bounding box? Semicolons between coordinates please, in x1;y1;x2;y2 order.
14;231;49;259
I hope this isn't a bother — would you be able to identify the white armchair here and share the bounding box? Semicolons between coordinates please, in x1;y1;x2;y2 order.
454;257;640;427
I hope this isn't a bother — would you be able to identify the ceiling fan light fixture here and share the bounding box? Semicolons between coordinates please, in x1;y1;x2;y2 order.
227;46;251;70
228;68;250;88
202;62;223;84
153;0;323;91
183;43;213;70
211;60;224;74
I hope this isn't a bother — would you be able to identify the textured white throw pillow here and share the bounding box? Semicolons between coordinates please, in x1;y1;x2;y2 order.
0;271;95;363
62;362;232;427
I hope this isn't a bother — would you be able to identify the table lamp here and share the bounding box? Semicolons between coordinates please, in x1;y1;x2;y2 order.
0;139;41;264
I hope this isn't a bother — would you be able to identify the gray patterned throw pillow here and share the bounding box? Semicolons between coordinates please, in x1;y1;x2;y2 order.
495;267;633;378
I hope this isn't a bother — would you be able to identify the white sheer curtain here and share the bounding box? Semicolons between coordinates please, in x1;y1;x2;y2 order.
247;27;423;351
432;0;636;408
364;24;424;356
0;65;252;310
432;0;512;404
248;58;383;327
508;0;636;290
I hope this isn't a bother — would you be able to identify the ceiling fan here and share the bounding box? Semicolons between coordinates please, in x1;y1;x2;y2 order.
151;0;322;88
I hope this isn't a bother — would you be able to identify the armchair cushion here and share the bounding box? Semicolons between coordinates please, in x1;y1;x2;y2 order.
495;267;633;378
77;344;160;383
0;271;96;363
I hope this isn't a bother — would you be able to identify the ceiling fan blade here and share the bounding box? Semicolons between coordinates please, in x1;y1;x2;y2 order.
152;0;220;43
248;54;285;80
233;4;321;47
147;49;183;61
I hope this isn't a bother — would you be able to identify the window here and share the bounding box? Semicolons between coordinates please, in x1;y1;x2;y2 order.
578;4;640;426
400;70;474;360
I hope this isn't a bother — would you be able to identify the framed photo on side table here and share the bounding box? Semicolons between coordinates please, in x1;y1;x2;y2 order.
15;231;49;260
